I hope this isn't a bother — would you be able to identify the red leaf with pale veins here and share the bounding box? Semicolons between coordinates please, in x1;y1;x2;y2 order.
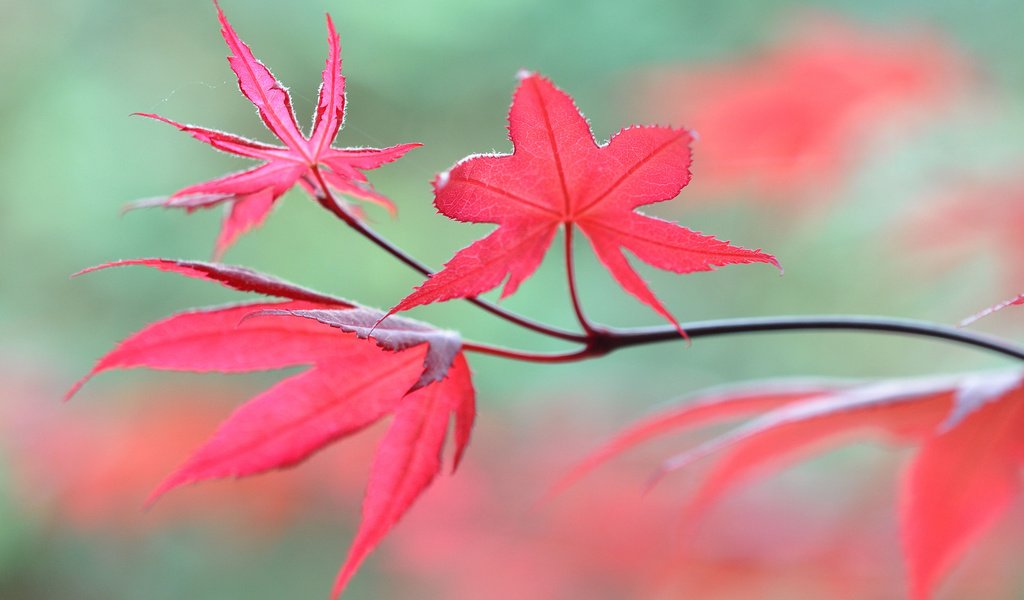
551;380;838;497
74;258;351;306
71;257;477;597
308;13;346;158
255;307;461;389
214;189;277;256
332;354;474;598
391;73;778;330
214;0;306;154
148;345;428;504
321;143;422;172
134;113;298;162
903;383;1024;600
135;3;420;255
561;372;1024;600
448;354;477;472
65;300;345;400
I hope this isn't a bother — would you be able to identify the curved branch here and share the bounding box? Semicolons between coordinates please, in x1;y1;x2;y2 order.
604;315;1024;362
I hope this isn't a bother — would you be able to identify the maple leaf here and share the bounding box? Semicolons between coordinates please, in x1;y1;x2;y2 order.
67;258;475;598
254;307;461;389
389;72;778;331
135;2;420;257
560;371;1024;600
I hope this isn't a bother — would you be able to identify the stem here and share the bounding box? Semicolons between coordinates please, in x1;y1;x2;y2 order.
309;168;586;343
604;315;1024;362
564;224;596;335
467;314;1024;364
463;341;591;363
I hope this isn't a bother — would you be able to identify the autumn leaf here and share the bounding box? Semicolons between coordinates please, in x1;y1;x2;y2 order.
68;258;475;598
134;2;420;257
254;307;461;389
549;379;840;497
73;257;353;306
333;353;474;596
390;72;779;332
561;371;1024;600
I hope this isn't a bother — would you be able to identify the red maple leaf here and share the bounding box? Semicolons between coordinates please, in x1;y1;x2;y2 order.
390;72;779;331
559;372;1024;600
67;259;475;598
135;3;420;257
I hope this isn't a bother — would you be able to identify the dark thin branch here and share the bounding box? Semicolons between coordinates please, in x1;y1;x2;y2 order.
603;315;1024;362
306;169;1024;364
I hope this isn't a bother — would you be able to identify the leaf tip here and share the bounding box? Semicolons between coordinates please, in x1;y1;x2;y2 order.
331;560;360;600
144;478;180;510
770;255;784;275
63;375;90;402
515;68;535;82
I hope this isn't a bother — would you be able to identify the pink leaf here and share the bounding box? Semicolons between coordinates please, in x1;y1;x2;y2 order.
134;112;298;162
149;344;428;503
214;0;307;154
257;307;462;389
74;258;351;306
66;301;346;400
391;73;778;330
308;13;346;158
131;4;419;255
552;380;837;497
332;356;473;597
902;382;1024;600
566;372;1024;600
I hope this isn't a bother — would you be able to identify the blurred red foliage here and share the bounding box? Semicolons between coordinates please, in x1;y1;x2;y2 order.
905;178;1024;292
1;368;377;534
382;411;906;599
632;15;967;205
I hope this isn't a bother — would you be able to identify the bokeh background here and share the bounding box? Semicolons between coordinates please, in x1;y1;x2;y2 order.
3;0;1024;598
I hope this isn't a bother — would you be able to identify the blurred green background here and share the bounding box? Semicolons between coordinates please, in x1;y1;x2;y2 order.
3;0;1024;598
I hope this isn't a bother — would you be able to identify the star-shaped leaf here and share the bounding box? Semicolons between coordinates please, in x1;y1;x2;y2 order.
390;72;778;330
135;2;420;257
